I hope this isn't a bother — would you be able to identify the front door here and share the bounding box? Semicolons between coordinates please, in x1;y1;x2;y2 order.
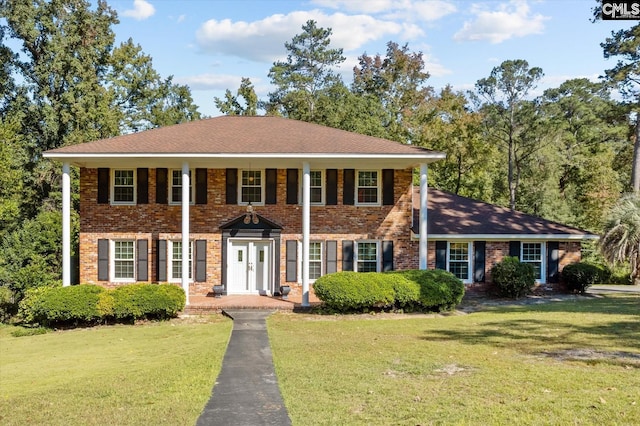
228;240;272;294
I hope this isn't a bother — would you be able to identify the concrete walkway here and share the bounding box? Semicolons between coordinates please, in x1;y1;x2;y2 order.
589;284;640;294
196;310;291;426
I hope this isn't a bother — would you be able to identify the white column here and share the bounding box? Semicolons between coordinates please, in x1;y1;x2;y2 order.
301;162;310;307
419;164;428;270
62;162;71;286
181;162;190;305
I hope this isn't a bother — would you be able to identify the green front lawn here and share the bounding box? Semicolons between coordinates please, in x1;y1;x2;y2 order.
0;316;232;426
1;295;638;425
269;295;640;425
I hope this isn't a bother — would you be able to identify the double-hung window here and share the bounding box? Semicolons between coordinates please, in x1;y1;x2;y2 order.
170;169;193;204
310;170;324;204
356;241;379;272
448;242;471;283
112;169;135;204
170;241;193;282
240;170;263;204
522;242;544;282
113;240;135;281
309;241;323;280
356;170;380;205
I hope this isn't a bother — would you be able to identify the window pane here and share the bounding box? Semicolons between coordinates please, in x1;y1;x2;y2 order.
241;170;262;203
357;262;377;273
309;262;322;280
114;241;134;279
358;171;378;187
242;187;262;203
113;170;134;202
171;242;193;280
521;243;542;280
309;242;322;261
449;262;468;281
310;171;322;187
357;188;378;203
357;171;378;204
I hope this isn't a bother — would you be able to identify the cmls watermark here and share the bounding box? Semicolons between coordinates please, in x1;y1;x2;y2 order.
602;1;640;19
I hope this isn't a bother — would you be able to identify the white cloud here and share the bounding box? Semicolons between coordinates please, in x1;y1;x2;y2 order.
174;74;244;91
311;0;457;21
195;10;421;63
453;0;549;44
122;0;155;21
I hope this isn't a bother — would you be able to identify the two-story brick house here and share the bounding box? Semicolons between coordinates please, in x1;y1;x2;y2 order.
44;116;597;305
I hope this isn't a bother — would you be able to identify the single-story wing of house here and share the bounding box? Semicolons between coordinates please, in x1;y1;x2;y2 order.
43;116;598;305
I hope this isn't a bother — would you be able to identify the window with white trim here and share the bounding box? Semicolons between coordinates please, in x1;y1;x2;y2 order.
169;241;193;282
309;241;323;280
522;242;544;282
112;169;135;204
447;242;471;283
240;169;263;204
356;170;380;205
310;170;324;204
356;241;379;272
170;169;193;204
112;240;135;281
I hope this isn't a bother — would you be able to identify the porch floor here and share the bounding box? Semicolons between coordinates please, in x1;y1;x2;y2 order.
185;288;322;314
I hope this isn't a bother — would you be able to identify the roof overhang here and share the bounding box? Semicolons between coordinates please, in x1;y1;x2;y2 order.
412;233;600;241
42;152;446;169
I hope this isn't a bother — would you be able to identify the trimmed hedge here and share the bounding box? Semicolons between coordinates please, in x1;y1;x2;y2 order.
313;269;464;313
491;256;535;298
562;262;608;294
19;284;186;327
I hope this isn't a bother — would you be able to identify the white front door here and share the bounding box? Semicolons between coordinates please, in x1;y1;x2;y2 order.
228;240;272;294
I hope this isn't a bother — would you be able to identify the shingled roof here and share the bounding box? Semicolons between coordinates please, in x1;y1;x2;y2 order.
44;116;444;169
414;188;598;239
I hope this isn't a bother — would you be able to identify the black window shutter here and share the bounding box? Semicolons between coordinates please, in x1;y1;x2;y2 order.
226;168;238;204
326;240;337;274
195;240;207;282
195;168;207;205
326;169;338;205
473;241;486;282
97;239;109;281
137;168;149;204
382;169;394;205
382;240;394;272
156;168;168;204
266;168;277;204
286;169;298;204
547;241;559;283
343;169;355;205
286;240;297;282
97;168;109;204
157;240;167;282
435;240;447;270
137;239;148;281
509;241;521;259
342;240;354;271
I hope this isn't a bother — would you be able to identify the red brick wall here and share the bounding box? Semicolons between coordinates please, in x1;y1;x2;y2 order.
79;167;415;295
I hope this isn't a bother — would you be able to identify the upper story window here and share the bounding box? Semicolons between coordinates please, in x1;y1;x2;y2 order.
356;170;380;205
310;170;324;204
356;241;379;272
522;242;544;282
112;169;135;205
240;169;264;204
447;242;471;283
112;240;135;281
170;169;193;204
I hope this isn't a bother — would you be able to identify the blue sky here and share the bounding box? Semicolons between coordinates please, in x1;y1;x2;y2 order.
106;0;633;117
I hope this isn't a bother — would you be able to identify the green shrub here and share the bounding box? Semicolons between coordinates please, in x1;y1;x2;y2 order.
491;257;535;299
314;272;395;312
110;283;185;321
18;283;185;327
394;269;465;310
18;285;105;327
314;270;464;313
562;262;607;294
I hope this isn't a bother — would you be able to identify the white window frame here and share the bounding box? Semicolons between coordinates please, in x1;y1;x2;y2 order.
239;169;265;206
446;241;472;284
521;241;546;284
355;240;380;272
168;240;193;283
111;240;136;282
169;169;194;205
111;169;136;205
355;170;381;206
299;169;325;205
309;241;323;281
